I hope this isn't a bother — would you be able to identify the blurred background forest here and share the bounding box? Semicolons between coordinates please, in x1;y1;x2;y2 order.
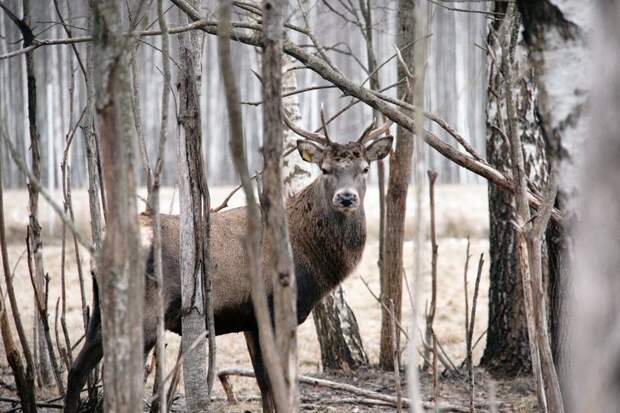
0;0;487;189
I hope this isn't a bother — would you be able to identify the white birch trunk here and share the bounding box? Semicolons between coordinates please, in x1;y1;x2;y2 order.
520;0;592;380
569;4;619;410
282;56;317;196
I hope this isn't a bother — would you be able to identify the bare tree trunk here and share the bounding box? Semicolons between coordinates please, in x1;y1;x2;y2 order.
92;0;145;411
0;133;37;413
481;4;546;375
517;1;589;380
177;2;210;409
380;0;415;371
312;288;368;370
408;2;429;410
148;1;172;411
502;7;563;412
7;0;57;387
570;5;620;410
261;2;298;407
218;3;290;411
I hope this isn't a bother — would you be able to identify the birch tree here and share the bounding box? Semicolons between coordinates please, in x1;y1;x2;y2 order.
92;0;146;410
518;0;591;372
483;0;591;378
570;5;620;409
481;3;549;375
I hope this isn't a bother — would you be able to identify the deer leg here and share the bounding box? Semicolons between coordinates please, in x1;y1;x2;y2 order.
244;330;275;413
64;298;103;413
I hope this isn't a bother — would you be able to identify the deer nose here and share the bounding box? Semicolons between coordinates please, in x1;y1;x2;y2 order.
334;190;359;209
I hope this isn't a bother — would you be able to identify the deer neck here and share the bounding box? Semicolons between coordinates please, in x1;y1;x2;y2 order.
287;178;366;292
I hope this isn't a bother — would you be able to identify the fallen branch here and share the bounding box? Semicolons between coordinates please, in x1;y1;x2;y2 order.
217;368;470;412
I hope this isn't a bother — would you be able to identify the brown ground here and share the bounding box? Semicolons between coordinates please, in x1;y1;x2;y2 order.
0;185;536;412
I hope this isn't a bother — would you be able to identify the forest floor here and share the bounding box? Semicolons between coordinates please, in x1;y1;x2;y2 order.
0;184;537;412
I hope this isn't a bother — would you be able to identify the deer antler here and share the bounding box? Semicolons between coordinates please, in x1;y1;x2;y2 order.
281;108;330;146
358;118;393;143
319;103;331;143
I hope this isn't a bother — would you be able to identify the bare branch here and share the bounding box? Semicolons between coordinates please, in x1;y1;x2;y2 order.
0;128;93;252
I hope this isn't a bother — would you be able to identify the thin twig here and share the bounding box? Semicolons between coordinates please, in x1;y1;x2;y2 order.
467;254;484;413
426;170;439;401
0;129;93;252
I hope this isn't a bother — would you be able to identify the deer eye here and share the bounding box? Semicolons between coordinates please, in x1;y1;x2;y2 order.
363;166;369;174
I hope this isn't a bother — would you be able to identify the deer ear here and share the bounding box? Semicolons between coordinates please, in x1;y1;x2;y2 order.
297;140;324;164
365;136;393;161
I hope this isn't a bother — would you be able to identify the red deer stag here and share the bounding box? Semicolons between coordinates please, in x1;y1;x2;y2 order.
64;118;393;413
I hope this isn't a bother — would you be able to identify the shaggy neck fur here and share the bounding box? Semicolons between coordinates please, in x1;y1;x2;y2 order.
287;177;366;294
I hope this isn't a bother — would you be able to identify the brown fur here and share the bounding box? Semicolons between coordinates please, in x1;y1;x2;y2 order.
64;138;391;413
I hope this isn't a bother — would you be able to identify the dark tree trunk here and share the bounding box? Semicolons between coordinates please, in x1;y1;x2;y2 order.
313;287;368;370
481;4;549;376
379;0;415;371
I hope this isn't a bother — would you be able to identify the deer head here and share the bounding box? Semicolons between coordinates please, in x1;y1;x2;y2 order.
285;108;393;214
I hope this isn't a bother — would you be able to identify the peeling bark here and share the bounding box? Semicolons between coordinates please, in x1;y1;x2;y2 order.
482;4;550;376
518;0;591;377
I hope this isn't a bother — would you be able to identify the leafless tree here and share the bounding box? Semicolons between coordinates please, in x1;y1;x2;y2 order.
177;0;212;409
261;0;299;408
92;0;146;410
380;0;415;371
0;0;55;387
218;2;290;411
0;128;37;412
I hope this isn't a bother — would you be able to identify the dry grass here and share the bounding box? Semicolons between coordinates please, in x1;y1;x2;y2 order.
0;184;494;410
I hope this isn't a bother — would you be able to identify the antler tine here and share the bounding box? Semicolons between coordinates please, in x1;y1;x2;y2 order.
358;118;393;143
357;118;377;143
319;103;331;142
281;108;329;146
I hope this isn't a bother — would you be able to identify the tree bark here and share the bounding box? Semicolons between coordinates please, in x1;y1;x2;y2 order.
92;0;145;411
380;0;415;371
312;288;368;370
481;2;549;376
177;2;211;410
482;0;589;380
517;0;590;379
148;1;172;411
569;5;620;410
261;1;298;406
